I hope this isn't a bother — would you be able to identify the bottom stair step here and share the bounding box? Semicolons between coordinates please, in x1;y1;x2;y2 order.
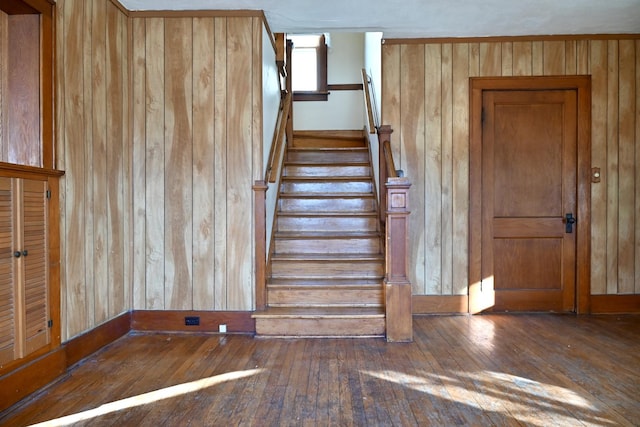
253;307;385;338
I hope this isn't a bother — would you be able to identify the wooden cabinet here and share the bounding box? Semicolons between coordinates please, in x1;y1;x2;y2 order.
0;0;55;169
0;176;52;367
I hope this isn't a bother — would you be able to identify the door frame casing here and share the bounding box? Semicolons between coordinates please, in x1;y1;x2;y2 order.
469;76;591;314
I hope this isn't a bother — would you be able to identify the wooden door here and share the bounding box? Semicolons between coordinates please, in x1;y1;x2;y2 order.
481;89;577;312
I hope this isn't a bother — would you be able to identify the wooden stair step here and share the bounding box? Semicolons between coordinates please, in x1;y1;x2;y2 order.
278;195;376;212
253;307;385;337
286;149;369;164
276;213;378;233
271;254;384;278
274;231;382;254
267;279;383;307
280;179;373;194
284;164;371;177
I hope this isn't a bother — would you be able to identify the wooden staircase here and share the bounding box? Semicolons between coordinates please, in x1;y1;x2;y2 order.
253;132;386;337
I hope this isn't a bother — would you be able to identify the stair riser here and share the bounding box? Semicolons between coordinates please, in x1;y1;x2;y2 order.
255;317;385;337
274;238;381;254
271;261;384;277
267;288;383;307
287;151;369;164
279;197;376;212
293;138;366;148
277;216;378;232
281;181;373;193
284;165;371;177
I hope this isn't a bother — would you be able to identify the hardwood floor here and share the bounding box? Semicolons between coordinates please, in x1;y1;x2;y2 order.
2;314;639;426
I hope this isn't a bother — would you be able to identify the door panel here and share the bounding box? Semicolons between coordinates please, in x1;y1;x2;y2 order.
482;89;577;312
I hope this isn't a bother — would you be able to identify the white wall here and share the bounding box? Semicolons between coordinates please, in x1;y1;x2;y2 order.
364;32;383;201
262;26;283;258
293;32;365;131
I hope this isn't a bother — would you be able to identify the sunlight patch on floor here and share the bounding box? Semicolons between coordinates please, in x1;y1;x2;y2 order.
29;369;264;427
362;369;605;426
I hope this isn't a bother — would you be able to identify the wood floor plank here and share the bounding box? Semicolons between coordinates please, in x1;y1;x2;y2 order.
2;315;639;426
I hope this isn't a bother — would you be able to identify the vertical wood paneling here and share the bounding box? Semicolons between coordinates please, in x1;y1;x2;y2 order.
384;35;640;298
55;0;67;336
532;41;544;75
440;44;453;295
501;42;512;76
107;2;126;317
144;18;165;309
164;18;193;310
452;44;469;295
543;41;565;75
618;40;636;294
213;17;228;310
226;17;254;310
400;44;426;294
382;44;401;162
132;18;146;309
590;40;608;295
565;41;577;75
424;44;442;295
513;41;532;76
83;0;96;325
56;0;131;339
62;0;88;338
480;43;501;76
192;17;215;310
606;40;620;294
91;0;106;323
0;11;7;163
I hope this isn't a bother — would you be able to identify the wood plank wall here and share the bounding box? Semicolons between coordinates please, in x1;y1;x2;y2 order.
382;37;640;297
56;0;131;341
56;2;267;339
130;15;264;313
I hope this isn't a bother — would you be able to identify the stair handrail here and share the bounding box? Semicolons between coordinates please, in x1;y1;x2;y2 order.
265;91;292;183
361;68;378;134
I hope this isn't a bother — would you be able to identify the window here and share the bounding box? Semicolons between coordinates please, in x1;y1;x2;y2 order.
288;34;328;101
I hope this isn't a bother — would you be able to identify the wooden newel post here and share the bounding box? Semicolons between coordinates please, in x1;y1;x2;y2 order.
253;180;268;311
377;125;393;225
385;177;412;342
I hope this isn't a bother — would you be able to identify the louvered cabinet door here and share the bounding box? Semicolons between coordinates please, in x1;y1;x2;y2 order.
0;177;17;365
0;177;50;366
20;179;49;355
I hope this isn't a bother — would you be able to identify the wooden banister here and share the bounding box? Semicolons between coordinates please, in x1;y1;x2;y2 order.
265;91;292;183
376;124;412;342
361;68;376;134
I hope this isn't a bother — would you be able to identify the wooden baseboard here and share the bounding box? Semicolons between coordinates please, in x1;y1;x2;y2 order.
0;348;66;412
412;295;469;314
590;294;640;314
131;310;256;334
64;312;132;367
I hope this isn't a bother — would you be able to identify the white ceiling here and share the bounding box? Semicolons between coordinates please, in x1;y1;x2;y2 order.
119;0;640;38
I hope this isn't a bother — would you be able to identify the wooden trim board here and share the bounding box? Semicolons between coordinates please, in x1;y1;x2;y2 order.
131;311;256;334
590;295;640;314
64;312;132;367
412;295;469;314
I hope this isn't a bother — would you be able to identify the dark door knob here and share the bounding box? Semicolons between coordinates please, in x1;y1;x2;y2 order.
565;213;576;233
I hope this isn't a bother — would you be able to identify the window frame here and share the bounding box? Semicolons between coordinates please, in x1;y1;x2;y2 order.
289;34;328;102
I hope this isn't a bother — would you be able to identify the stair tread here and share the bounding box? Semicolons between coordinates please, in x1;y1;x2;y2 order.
267;276;382;287
277;210;377;216
278;192;375;198
275;231;381;238
282;176;372;181
272;253;384;261
289;146;368;151
252;306;385;319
